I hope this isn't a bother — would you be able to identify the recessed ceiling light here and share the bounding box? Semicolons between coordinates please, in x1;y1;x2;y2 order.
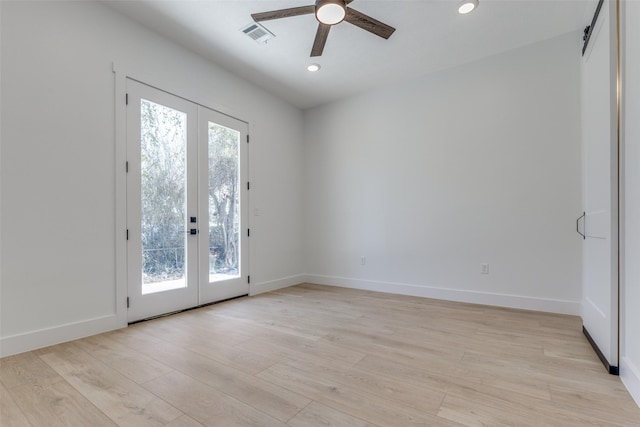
307;63;321;72
458;0;478;14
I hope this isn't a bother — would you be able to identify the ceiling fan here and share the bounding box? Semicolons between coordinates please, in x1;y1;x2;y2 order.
251;0;396;57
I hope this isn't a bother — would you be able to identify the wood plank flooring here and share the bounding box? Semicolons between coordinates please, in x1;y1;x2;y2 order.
1;283;639;426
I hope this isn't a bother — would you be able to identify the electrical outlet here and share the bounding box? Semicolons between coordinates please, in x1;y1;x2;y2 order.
480;263;489;274
360;256;366;266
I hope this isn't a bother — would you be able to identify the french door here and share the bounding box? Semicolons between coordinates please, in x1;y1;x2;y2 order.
126;79;248;322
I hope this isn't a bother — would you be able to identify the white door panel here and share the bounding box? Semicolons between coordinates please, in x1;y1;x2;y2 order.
197;107;249;304
126;79;199;322
581;0;618;369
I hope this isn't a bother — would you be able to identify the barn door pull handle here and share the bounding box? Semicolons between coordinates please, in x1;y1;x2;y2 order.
576;212;586;239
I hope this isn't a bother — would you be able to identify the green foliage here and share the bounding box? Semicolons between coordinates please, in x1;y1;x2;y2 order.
140;100;187;283
138;100;240;283
208;123;239;274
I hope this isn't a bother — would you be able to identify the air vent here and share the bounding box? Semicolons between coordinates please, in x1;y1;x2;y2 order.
241;22;275;44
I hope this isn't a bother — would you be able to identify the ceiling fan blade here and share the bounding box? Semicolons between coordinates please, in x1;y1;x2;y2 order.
252;5;315;22
344;8;395;39
311;23;331;57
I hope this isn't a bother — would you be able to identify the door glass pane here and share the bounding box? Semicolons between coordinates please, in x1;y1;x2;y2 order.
208;122;240;282
140;99;188;295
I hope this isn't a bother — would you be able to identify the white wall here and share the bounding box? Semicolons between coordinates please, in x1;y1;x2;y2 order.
303;32;583;314
0;0;305;356
621;0;640;406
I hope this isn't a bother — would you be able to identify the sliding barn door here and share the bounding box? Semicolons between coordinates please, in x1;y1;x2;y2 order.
580;0;618;372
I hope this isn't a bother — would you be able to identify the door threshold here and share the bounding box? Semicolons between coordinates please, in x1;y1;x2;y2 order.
128;293;249;325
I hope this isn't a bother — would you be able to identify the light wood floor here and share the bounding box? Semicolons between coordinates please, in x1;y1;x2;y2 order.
2;284;639;426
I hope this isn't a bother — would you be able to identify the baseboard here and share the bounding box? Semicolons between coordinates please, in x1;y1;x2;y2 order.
250;274;307;296
304;274;581;315
0;314;125;358
0;274;580;357
621;357;640;407
0;274;305;357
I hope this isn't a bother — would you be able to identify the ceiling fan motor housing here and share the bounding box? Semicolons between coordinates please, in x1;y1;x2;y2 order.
315;0;346;25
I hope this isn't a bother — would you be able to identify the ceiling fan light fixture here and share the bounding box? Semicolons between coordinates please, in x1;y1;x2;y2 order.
251;1;395;57
315;0;346;25
458;0;479;14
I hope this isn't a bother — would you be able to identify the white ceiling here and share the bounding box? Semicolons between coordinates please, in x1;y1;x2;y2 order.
105;0;591;109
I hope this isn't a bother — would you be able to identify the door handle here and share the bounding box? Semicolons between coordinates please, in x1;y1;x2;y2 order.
576;212;586;239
